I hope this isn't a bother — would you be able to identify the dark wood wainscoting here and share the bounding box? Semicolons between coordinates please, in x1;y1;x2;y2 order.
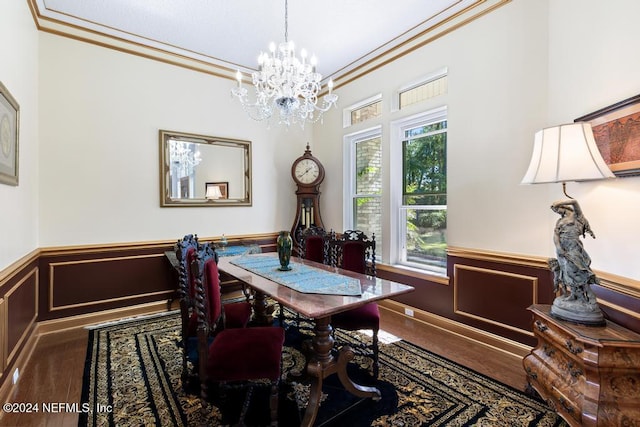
37;234;278;321
593;277;640;333
0;250;40;401
378;247;640;350
39;245;176;321
378;249;554;348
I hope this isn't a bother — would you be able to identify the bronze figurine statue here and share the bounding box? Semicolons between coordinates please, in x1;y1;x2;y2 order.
548;199;605;325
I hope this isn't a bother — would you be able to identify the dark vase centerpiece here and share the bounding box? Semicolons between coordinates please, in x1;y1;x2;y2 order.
277;231;293;271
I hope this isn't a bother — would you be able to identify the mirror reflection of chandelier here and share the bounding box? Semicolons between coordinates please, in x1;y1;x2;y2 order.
231;0;338;128
169;140;202;175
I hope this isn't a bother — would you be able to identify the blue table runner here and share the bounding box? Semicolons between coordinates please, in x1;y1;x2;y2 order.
216;244;261;257
165;244;261;271
230;254;362;296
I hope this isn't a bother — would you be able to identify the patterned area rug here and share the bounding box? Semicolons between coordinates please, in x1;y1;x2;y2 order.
79;311;567;426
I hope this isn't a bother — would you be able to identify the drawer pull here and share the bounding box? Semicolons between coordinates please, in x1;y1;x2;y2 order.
534;320;548;332
565;340;583;355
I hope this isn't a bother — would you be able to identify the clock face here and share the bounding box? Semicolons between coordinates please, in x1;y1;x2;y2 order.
294;158;321;184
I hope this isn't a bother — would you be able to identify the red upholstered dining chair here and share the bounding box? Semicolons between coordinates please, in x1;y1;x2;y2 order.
175;236;252;386
175;234;201;385
328;230;380;378
298;225;329;264
193;244;285;425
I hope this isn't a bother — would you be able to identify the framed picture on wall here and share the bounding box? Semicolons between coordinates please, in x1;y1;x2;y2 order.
575;94;640;177
0;81;19;186
205;182;228;200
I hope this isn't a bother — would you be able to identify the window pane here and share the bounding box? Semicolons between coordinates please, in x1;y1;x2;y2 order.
404;207;447;268
350;100;382;125
354;135;382;254
399;75;448;109
402;126;447;202
353;197;382;251
356;137;382;195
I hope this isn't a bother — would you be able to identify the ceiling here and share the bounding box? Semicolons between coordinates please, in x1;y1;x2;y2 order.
31;0;492;83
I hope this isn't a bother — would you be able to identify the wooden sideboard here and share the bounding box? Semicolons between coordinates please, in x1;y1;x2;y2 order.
523;304;640;426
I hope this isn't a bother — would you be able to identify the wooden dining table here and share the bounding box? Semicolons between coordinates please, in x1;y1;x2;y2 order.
217;252;414;427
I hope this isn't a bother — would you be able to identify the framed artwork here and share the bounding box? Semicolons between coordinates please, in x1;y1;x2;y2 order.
205;182;228;199
0;82;19;186
575;94;640;177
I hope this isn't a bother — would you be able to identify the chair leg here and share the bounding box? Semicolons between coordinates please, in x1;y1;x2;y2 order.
278;303;285;328
181;351;188;386
372;328;379;379
269;381;279;426
237;385;254;427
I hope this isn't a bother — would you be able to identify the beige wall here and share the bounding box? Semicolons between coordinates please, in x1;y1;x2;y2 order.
1;0;639;282
37;33;311;247
313;0;640;281
546;0;640;279
0;1;39;270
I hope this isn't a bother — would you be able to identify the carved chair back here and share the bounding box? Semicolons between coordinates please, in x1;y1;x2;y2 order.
174;234;201;384
329;230;376;277
192;243;224;337
175;234;199;303
298;225;330;264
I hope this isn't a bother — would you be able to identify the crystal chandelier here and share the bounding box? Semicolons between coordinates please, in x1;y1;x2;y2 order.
231;0;338;128
169;140;202;175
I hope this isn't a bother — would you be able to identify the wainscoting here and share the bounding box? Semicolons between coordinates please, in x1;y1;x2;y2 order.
379;247;640;349
1;236;638;402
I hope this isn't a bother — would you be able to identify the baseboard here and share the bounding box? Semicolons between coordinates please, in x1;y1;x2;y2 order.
379;300;531;359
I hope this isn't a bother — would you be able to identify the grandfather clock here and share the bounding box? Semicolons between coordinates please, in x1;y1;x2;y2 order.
290;143;325;250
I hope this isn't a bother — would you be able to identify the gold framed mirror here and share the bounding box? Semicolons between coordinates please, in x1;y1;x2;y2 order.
159;130;252;207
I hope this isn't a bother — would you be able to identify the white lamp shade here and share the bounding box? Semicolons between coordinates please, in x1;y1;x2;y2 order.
206;185;223;199
521;122;615;184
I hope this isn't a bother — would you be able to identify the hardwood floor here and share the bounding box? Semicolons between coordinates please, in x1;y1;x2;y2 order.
2;327;89;427
378;307;528;391
0;307;528;426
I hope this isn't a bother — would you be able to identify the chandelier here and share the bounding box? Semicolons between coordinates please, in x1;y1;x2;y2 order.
231;0;338;128
169;140;202;175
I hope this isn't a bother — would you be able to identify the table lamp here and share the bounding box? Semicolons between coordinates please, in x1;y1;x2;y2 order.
521;122;615;325
205;185;223;200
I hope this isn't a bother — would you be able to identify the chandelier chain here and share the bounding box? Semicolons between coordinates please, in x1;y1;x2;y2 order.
284;0;288;42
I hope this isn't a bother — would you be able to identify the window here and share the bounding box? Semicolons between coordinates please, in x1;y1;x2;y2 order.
351;100;382;125
343;94;382;127
343;127;382;251
397;67;448;110
391;107;447;273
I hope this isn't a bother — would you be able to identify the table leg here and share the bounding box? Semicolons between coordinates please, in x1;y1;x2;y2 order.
252;291;274;325
300;316;381;427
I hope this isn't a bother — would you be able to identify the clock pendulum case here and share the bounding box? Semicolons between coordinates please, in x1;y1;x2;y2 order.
290;143;325;251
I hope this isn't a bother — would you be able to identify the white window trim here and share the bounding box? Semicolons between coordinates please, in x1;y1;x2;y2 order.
342;93;383;128
342;125;382;228
389;106;447;268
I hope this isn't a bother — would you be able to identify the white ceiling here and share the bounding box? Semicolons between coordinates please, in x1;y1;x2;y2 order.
33;0;480;81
